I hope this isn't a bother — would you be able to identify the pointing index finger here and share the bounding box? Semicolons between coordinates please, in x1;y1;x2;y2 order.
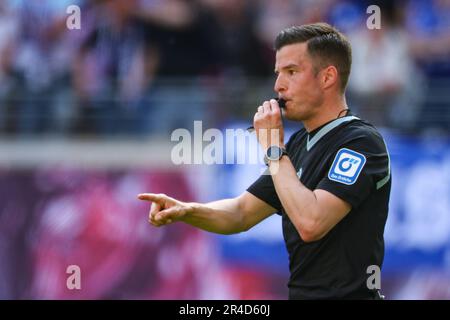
138;193;162;202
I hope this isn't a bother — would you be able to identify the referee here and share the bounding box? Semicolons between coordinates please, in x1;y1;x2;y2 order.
138;23;391;300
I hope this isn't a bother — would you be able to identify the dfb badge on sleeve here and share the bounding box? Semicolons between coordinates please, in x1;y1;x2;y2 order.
328;148;366;185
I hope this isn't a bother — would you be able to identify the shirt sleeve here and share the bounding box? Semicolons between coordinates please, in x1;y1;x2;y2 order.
316;134;390;209
246;169;282;211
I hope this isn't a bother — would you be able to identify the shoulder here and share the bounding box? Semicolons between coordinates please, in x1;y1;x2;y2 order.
338;120;387;152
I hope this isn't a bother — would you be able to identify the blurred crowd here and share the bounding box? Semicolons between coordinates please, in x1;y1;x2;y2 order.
0;0;449;137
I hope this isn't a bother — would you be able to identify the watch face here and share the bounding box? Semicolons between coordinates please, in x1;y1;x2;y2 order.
267;146;282;160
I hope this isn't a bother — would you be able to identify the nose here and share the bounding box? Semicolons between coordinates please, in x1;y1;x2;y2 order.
274;74;286;94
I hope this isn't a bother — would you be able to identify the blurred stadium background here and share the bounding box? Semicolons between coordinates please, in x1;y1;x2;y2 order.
0;0;449;299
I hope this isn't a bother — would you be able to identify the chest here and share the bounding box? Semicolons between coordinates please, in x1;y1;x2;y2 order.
288;136;337;189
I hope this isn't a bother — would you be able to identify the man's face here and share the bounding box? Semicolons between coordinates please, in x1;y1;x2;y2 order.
274;42;324;122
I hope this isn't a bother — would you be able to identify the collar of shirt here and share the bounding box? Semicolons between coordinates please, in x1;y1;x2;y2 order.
306;112;358;152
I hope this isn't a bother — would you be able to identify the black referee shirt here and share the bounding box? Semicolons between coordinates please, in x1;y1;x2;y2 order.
247;115;391;299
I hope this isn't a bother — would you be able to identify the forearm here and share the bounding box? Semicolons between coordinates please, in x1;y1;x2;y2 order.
269;157;320;235
182;198;246;235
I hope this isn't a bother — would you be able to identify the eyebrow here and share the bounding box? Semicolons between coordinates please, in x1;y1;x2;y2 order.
274;63;300;73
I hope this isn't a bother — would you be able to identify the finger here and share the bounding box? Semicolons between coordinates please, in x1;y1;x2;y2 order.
270;98;280;115
149;201;161;222
155;208;177;222
138;193;163;203
155;206;183;223
263;100;271;113
149;217;173;228
150;220;165;227
149;207;165;227
257;105;263;114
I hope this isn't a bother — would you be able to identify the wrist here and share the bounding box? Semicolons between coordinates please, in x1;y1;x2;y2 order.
264;145;288;165
263;142;285;151
185;202;200;217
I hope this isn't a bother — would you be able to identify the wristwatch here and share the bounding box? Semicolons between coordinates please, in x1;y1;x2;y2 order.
264;145;287;165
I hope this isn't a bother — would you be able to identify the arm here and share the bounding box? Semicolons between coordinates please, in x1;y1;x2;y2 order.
269;156;351;242
254;99;351;243
137;191;276;235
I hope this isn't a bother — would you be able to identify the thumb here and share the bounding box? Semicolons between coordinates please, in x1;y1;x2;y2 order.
156;206;185;222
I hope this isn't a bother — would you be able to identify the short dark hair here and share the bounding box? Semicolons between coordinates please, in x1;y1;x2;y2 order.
275;23;352;92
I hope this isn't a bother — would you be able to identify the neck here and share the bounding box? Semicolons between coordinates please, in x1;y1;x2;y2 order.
303;95;348;132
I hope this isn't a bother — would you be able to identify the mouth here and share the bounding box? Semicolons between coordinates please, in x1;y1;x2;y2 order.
276;97;289;108
281;98;290;108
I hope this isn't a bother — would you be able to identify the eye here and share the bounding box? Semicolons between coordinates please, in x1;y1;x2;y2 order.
288;69;297;76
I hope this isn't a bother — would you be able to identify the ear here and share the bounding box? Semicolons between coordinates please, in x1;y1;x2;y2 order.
321;65;339;90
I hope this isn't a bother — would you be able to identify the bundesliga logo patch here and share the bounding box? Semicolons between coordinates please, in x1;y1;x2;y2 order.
328;148;366;185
